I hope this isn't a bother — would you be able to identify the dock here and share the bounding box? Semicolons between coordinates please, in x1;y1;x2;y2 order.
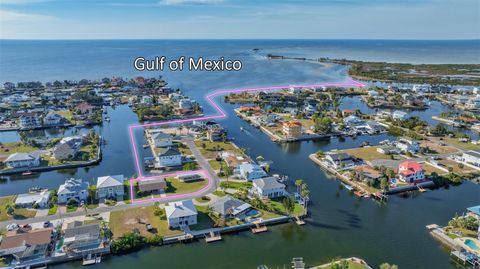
295;216;305;225
251;220;268;234
205;231;222;243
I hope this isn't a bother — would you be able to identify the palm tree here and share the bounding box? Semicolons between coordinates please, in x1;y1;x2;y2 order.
295;179;304;194
301;185;310;215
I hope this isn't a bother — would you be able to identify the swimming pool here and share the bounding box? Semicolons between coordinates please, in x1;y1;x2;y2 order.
245;209;259;217
465;239;480;250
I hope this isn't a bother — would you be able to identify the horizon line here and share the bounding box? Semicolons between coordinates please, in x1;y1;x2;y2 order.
1;38;479;41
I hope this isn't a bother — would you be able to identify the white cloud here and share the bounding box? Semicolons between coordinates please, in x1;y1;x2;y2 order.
0;9;56;22
158;0;223;6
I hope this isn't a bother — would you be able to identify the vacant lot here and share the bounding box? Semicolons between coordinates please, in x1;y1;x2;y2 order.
109;206;183;239
422;163;448;176
0;196;37;221
0;142;38;155
444;138;480;151
438;159;479;175
340;147;401;161
165;177;209;195
194;141;243;159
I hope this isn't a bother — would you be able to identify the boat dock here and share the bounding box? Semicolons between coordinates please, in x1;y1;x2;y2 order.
251;220;268;234
205;231;222;243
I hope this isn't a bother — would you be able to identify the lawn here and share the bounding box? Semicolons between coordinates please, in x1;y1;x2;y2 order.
220;181;252;190
212;190;227;197
444;137;480;151
190;206;215;230
165;177;209;195
0;142;39;155
422;163;448;176
66;205;78;213
438;159;478;175
0;196;36;221
340;147;397;161
208;160;222;170
194;140;243;158
48;205;58;215
109;206;183;239
269;198;304;217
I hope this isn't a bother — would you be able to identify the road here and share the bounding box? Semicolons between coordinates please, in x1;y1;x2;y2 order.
0;138;221;229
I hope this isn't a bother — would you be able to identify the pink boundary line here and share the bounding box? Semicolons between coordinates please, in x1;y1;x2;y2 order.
128;78;365;204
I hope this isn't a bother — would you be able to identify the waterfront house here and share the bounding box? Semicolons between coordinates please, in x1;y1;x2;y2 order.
460;150;480;167
392;110;408;120
207;127;226;142
96;175;125;200
77;102;95;114
236;163;268;181
178;99;193;111
140;95;153;105
395;138;420;153
52;142;77;160
15;190;51;208
210;196;251;219
43;111;67;126
137;178;167;193
165;200;198;229
251;177;287;199
377;145;400;155
0;228;53;264
343;115;364;126
158;147;182;167
398;161;425;183
149;131;173;148
4;152;40;168
325;153;357;169
57;178;89;204
18;112;42;129
259;114;281;126
352;165;382;185
282;120;302;138
342;109;355;117
62;221;105;256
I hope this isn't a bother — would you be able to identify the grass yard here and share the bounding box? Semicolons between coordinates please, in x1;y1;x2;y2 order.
0;142;39;155
48;205;58;215
340;147;397;161
165;177;208;195
194;141;243;158
220;181;252;190
269;198;304;217
422;163;448;176
190;206;215;230
109;206;183;239
0;196;37;221
212;190;227;197
444;137;480;151
438;159;479;175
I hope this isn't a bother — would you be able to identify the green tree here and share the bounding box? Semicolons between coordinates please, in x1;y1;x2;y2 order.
282;195;295;216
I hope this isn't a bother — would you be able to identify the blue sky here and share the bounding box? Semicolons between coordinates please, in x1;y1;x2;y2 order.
0;0;479;39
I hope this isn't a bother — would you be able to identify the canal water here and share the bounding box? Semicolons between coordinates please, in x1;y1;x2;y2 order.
0;40;479;268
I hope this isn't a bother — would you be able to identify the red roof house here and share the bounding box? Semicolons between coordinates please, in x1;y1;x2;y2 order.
398;161;425;183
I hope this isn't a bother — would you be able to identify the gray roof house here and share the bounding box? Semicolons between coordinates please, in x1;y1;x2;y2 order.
15;190;51;208
150;131;173;148
62;221;104;255
96;175;125;199
57;178;89;204
53;142;77;160
4;152;40;168
165;200;198;228
210;196;251;218
251;177;287;199
158;147;182;167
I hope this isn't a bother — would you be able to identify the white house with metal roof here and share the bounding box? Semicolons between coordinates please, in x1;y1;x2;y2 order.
157;147;182;167
251;177;287;199
57;178;89;204
4;152;40;168
165;200;198;228
96;174;125;199
15;190;51;208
